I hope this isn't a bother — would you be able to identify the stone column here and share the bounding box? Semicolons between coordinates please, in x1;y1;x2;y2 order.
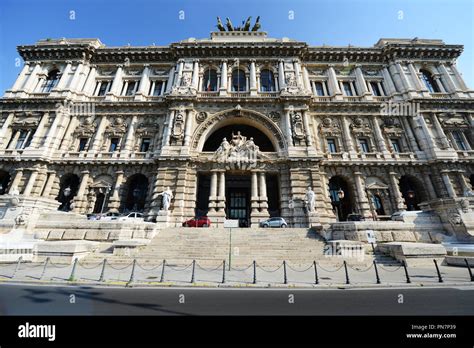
389;171;406;211
450;63;469;91
251;171;259;213
183;109;193;147
381;67;397;95
302;66;311;92
208;171;218;212
22;63;42;93
90;116;108;152
28;112;49;148
353;171;371;218
161;110;175;149
9;168;23;194
302;110;313;146
372;116;389;153
284;108;293;147
278;60;286;90
73;171;90;212
82;65;97;95
23;169;39;196
176;59;184;86
108;171;124;213
259;172;268;214
437;63;458;92
122;115;138;153
10;63;31;91
54;61;73;90
341;116;355;152
0;112;14;148
421;171;438;200
249;60;257;95
217;171;226;213
41;171;57;198
458;171;473;196
407;62;423;91
41;111;65;150
431;113;450;149
219;60;228;95
7;130;21;150
165;66;175;94
192;59;200;90
401;117;420;152
107;65;124;97
412;115;438;153
327;66;342;99
293;60;303;88
135;65;150;98
394;63;413;92
441;170;456;198
69;63;85;91
58;115;78;151
354;66;370;97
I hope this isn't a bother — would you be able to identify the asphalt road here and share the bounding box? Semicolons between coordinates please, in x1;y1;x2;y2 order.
0;284;473;316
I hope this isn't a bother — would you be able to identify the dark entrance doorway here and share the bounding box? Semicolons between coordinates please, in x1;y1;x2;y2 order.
226;174;251;227
196;173;210;217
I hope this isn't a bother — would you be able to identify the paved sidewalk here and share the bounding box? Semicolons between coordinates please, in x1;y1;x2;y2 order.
0;258;473;288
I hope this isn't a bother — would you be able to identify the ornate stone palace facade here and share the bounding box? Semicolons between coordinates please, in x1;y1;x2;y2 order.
1;30;473;228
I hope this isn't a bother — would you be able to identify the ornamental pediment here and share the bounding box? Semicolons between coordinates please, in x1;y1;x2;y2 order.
318;117;341;135
440;115;469;128
350;117;372;136
12;116;40;128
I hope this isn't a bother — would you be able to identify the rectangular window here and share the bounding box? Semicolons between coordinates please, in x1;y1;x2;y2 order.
151;81;164;96
370;82;382;96
15;130;29;149
96;81;111;96
124;81;138;96
109;138;120;152
78;138;88;152
452;131;468;150
140;138;151;152
342;82;353;96
314;81;325;96
327;138;337;153
391;139;401;153
359;138;370;153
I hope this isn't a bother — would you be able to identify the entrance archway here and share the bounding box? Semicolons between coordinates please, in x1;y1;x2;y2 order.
470;174;474;191
122;174;149;212
328;176;354;221
399;175;426;211
56;174;80;211
0;170;11;195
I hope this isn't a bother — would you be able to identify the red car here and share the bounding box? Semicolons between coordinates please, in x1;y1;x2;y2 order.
182;217;211;227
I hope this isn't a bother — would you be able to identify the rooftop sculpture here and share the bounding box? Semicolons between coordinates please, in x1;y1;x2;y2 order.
216;16;261;32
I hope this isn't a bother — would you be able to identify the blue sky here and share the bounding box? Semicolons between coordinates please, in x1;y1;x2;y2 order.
0;0;473;92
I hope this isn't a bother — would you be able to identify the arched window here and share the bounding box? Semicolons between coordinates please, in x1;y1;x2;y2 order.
202;69;218;91
231;69;246;92
259;69;275;92
420;69;440;93
42;69;60;93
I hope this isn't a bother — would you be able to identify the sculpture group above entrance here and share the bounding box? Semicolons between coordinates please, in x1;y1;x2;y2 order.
213;131;267;169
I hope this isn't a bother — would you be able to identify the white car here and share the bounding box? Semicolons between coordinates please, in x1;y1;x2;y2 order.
99;212;121;221
118;212;144;221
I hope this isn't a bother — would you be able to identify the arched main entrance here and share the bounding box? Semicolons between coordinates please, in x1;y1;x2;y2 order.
399;175;426;211
56;174;80;211
203;124;275;152
0;170;11;195
328;176;354;221
122;174;149;213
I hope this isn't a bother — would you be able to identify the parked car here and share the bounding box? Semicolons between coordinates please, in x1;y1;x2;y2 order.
346;214;365;221
182;217;211;227
259;217;288;228
99;212;121;221
87;213;100;221
118;212;144;221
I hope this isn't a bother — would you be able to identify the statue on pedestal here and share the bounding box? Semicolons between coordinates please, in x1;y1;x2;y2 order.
158;187;173;211
305;187;316;213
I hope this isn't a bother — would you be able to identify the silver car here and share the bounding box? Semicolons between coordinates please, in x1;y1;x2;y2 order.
259;217;288;228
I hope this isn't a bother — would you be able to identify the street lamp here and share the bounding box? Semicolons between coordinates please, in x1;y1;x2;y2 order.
100;185;111;215
334;188;345;222
407;190;415;211
63;186;72;211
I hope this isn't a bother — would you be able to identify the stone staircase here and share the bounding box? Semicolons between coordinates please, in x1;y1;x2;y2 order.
84;227;330;266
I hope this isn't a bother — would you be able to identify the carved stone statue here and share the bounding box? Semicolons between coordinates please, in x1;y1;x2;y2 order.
214;137;231;159
216;16;226;31
251;16;261;31
226;17;234;31
243;16;252;31
305;187;316;213
159;187;173;211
